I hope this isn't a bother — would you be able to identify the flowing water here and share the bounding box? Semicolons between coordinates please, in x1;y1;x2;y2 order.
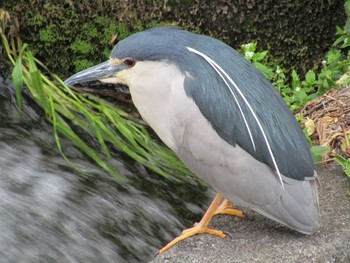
0;75;212;263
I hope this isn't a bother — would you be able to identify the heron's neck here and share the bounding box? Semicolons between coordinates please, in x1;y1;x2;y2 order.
128;61;187;151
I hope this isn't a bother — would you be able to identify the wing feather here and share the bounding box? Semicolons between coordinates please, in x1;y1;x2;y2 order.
187;47;285;188
183;37;314;181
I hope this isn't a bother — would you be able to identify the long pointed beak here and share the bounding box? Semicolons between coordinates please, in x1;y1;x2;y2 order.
64;61;125;86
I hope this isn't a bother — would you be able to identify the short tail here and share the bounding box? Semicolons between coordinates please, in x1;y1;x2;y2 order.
253;172;320;234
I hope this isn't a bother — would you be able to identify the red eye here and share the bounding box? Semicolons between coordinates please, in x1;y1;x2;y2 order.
124;58;136;67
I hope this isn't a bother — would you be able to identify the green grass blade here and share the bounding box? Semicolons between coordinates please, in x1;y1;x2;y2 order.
11;43;27;110
1;18;195;181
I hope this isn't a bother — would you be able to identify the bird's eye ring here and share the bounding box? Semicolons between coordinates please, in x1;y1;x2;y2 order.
124;58;136;67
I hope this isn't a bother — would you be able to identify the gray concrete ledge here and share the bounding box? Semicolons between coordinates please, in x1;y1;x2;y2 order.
150;163;350;263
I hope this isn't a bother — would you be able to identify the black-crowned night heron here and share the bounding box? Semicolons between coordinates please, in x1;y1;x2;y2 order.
64;26;320;253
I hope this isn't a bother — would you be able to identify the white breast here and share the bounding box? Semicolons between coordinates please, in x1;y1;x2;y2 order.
125;61;319;234
126;61;280;204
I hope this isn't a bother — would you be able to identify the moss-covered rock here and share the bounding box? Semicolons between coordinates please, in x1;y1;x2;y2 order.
1;0;346;77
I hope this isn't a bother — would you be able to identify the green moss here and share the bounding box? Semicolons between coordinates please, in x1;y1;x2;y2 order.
39;25;61;43
116;23;133;41
71;41;94;55
73;59;95;72
3;0;345;76
81;22;99;39
28;13;46;27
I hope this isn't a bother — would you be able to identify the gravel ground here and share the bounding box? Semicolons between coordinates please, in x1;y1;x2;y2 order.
149;163;350;263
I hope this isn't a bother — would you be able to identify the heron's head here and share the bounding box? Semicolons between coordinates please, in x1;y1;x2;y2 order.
64;27;201;94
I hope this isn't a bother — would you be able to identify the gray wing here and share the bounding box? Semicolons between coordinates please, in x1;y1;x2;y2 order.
183;37;314;181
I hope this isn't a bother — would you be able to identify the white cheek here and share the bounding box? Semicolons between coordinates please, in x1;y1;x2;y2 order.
98;68;132;85
115;70;131;85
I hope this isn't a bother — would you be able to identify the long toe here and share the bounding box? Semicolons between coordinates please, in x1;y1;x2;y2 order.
159;193;227;254
214;199;245;218
158;224;226;254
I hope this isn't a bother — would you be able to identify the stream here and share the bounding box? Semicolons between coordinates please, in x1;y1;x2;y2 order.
0;75;212;263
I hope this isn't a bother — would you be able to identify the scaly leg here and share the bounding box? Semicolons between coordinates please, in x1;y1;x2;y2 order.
214;199;245;218
159;193;244;254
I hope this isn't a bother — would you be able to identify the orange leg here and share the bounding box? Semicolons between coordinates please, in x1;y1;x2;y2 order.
158;193;244;254
214;199;245;218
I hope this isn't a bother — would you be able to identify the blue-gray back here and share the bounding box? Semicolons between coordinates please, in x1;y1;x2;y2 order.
111;27;314;180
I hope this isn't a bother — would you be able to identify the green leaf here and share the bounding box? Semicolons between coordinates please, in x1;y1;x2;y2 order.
335;155;350;178
340;134;350;152
291;70;300;88
336;25;345;35
345;0;350;16
295;88;308;102
253;50;268;61
305;70;316;84
333;35;347;47
341;41;350;49
241;42;256;52
26;51;48;109
253;61;274;79
327;49;342;64
310;145;329;163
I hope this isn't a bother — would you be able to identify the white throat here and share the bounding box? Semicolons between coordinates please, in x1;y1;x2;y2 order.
121;61;188;151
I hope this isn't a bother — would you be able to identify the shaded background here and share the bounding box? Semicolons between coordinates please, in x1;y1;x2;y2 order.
1;0;346;77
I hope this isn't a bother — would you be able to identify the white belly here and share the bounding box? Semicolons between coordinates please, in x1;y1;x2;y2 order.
169;93;319;234
129;63;282;205
129;63;319;234
171;93;283;206
128;62;319;234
